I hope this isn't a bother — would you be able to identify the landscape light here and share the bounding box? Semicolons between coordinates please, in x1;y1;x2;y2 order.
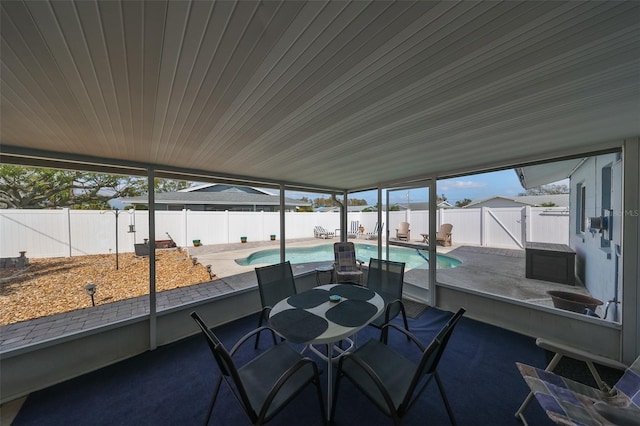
84;282;97;307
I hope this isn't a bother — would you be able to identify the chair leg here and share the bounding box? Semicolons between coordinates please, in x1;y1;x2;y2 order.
400;304;410;341
314;375;327;426
254;311;277;349
329;371;343;423
254;313;264;349
381;325;389;344
434;371;456;425
205;376;223;425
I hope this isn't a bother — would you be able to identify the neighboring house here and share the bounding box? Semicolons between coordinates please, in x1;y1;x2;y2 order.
516;153;623;321
394;201;453;210
316;205;374;212
120;183;311;212
464;194;570;208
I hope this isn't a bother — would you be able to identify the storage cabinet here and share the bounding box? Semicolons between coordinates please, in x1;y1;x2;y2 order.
525;242;576;285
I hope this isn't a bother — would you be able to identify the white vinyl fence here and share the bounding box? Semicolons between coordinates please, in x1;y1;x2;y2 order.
1;207;569;259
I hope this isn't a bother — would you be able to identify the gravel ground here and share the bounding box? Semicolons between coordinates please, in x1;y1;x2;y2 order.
0;249;212;325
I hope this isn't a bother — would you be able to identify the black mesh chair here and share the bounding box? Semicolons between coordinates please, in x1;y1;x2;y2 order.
254;261;297;349
330;308;466;425
190;311;325;426
366;258;409;340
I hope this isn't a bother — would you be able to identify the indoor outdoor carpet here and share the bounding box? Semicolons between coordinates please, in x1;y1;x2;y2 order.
13;308;554;426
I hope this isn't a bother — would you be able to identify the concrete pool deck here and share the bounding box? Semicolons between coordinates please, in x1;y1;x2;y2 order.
187;237;594;310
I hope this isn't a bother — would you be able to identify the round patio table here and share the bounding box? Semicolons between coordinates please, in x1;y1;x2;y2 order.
269;284;384;418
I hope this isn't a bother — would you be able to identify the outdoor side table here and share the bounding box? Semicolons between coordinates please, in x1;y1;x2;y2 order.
315;264;334;285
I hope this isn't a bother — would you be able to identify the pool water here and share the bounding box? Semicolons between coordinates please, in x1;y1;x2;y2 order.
235;244;461;269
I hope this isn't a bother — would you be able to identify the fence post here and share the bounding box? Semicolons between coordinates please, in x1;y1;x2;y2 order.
183;209;188;247
65;208;72;257
225;210;230;244
524;206;531;244
481;207;487;246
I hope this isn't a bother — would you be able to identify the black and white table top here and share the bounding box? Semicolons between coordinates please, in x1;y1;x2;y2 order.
269;284;384;345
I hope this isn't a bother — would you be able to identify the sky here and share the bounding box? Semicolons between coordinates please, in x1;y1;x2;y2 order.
111;167;561;209
285;168;528;206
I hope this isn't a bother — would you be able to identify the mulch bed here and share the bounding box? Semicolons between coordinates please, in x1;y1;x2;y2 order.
0;249;213;326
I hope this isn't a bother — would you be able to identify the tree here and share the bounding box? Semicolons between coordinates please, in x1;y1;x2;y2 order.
154;178;190;193
313;197;336;208
518;184;569;196
455;198;472;207
310;196;368;208
0;165;188;209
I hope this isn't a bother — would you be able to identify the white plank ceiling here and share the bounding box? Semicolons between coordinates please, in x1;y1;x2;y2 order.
1;0;639;190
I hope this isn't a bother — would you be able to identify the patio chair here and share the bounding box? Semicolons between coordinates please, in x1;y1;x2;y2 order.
254;261;297;349
423;224;453;246
395;222;410;241
190;311;326;426
330;308;466;425
366;222;384;240
516;353;640;426
314;225;334;239
514;337;629;424
347;220;360;239
333;242;364;285
366;258;409;341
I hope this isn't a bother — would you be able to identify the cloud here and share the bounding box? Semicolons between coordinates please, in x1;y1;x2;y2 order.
439;180;488;191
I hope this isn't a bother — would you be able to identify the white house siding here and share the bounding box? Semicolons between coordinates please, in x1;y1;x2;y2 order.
569;153;622;318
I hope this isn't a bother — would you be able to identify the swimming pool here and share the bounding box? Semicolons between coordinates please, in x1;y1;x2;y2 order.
235;244;461;269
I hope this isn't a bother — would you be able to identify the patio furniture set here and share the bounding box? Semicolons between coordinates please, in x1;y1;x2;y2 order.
392;222;454;246
315;222;385;240
191;239;640;426
191;241;466;425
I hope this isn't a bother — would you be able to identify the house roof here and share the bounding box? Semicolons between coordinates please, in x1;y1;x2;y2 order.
121;192;310;208
1;1;638;191
316;205;372;213
394;201;453;210
465;194;570;208
514;158;586;190
180;183;274;195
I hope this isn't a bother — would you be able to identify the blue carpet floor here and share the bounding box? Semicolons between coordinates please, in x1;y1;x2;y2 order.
13;307;553;425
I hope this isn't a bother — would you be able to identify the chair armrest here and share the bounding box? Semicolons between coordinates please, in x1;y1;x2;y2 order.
380;323;426;351
536;338;627;370
383;298;404;323
230;326;278;355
